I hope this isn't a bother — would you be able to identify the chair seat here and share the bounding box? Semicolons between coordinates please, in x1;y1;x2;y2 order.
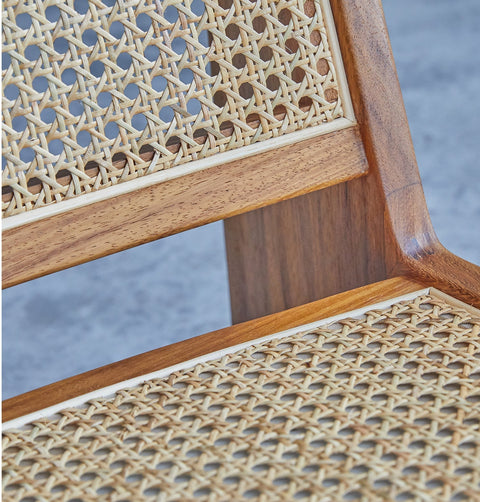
3;288;480;501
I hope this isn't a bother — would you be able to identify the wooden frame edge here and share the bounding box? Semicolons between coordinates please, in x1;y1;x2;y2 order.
330;0;480;308
2;276;423;422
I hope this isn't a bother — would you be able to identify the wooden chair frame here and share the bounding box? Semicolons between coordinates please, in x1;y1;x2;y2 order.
3;0;479;425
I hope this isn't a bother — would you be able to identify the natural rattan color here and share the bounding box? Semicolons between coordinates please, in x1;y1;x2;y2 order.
2;0;345;217
3;292;480;501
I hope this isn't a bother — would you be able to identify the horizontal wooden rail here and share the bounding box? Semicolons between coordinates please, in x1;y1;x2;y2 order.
3;124;367;288
3;277;423;422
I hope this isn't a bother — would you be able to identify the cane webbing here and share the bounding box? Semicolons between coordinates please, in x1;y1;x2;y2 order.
3;292;480;501
2;0;346;217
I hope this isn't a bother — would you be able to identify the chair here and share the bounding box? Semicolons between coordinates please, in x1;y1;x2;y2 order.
2;0;480;499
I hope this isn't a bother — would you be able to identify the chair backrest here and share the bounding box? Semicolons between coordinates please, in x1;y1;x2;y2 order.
3;0;479;309
2;0;363;283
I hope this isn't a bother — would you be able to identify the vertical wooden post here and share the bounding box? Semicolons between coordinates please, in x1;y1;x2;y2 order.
224;174;388;323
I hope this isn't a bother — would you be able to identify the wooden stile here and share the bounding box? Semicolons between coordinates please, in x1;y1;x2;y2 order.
224;0;480;322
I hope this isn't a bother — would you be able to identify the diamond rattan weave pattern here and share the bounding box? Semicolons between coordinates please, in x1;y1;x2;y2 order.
3;292;480;501
2;0;345;217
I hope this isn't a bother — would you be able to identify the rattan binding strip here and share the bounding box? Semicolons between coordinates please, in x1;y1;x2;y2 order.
3;291;480;501
2;0;349;218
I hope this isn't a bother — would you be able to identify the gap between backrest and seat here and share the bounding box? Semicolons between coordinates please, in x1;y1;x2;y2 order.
2;0;480;384
3;0;478;312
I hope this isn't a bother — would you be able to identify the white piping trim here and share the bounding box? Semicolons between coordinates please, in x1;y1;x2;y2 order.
429;288;480;316
3;117;355;230
322;0;355;122
3;288;429;431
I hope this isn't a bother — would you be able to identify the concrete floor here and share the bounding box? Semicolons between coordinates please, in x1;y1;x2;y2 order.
3;0;479;399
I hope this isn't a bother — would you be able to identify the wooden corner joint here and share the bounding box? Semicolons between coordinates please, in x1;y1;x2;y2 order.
384;182;480;308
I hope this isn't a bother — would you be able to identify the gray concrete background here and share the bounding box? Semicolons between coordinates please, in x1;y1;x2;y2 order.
3;0;479;399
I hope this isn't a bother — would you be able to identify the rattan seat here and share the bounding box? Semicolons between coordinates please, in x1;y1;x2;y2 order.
3;289;480;501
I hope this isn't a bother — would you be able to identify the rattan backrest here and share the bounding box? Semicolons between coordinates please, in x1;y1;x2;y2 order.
2;0;370;287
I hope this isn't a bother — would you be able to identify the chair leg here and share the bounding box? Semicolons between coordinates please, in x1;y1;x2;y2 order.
224;175;389;324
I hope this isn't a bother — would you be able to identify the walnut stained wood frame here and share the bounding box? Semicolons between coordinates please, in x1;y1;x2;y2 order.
224;0;480;319
2;0;478;303
2;0;479;400
2;0;362;287
3;276;424;422
2;0;480;500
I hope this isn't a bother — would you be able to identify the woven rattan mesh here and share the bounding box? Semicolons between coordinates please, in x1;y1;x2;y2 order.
2;0;345;217
3;293;480;501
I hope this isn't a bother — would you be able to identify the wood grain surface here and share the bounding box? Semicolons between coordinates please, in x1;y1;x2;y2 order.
2;125;367;289
225;174;386;323
2;277;424;422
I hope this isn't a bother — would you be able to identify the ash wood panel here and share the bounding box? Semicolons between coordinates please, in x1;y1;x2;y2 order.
2;277;424;423
2;125;367;289
225;174;386;323
329;0;480;308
